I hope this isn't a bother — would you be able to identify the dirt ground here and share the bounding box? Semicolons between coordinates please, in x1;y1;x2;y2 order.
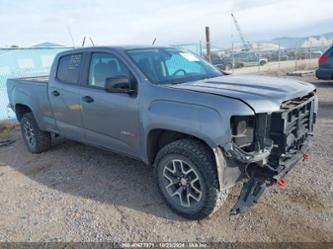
0;73;332;242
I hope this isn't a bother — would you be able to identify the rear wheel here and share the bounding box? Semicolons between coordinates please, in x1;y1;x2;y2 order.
21;113;51;153
260;60;266;66
154;138;229;220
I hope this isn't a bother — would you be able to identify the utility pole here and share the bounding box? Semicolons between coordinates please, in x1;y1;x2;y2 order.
205;26;211;62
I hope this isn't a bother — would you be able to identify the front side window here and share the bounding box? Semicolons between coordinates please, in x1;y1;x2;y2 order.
89;53;130;88
57;53;82;84
126;48;222;85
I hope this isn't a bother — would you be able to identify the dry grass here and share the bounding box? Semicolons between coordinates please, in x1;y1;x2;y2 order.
0;123;19;140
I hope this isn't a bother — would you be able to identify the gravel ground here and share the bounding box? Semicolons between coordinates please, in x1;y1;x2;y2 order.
0;73;332;242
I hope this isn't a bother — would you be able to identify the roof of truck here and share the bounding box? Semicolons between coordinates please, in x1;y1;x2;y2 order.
62;45;174;53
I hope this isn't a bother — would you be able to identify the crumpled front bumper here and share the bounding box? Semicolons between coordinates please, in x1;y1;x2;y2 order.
224;142;272;164
218;92;317;215
223;135;313;215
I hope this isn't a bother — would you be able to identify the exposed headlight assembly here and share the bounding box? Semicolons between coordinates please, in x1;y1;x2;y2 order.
231;115;255;147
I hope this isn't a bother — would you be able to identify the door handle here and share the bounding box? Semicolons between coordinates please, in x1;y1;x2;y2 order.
82;96;94;103
51;90;60;97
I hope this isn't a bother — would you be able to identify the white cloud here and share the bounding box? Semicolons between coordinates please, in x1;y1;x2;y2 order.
0;0;332;47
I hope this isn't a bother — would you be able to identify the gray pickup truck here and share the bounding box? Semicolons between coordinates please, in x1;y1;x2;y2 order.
7;46;318;219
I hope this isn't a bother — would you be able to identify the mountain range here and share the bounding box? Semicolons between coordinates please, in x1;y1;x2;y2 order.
271;32;333;48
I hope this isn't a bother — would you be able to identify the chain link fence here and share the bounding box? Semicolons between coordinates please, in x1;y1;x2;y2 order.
0;47;69;122
207;41;332;75
0;41;330;122
172;41;331;76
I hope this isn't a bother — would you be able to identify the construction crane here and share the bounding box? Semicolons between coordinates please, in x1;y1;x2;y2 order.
231;13;252;51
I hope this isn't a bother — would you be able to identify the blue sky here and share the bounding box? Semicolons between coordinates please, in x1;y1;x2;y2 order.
1;0;332;47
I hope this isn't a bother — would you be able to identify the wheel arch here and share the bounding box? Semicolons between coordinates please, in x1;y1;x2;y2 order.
146;128;216;166
15;103;33;121
145;128;242;192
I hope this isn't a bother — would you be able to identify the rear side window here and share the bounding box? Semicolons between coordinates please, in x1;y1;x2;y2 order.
57;53;82;84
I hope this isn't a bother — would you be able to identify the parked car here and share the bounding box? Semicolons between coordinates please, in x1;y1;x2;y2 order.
316;45;333;80
265;51;289;62
210;53;267;70
209;55;235;71
233;52;268;67
7;46;317;219
210;56;245;70
210;54;227;70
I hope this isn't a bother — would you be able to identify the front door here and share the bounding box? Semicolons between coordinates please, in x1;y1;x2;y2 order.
79;52;140;157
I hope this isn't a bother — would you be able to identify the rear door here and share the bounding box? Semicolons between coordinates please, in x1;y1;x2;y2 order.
48;53;85;140
79;51;140;157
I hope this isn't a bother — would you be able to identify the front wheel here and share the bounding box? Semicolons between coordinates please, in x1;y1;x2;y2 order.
21;113;51;153
154;139;229;220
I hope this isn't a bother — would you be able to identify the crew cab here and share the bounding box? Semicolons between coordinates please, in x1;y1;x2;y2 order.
7;46;318;219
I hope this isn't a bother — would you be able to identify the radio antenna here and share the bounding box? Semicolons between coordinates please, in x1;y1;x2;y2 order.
89;37;95;46
82;36;86;47
66;25;76;48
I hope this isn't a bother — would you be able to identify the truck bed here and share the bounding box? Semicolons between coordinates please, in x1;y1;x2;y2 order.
6;76;55;131
13;76;49;84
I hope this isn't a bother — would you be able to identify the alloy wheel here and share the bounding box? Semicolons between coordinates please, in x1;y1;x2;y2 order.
23;120;36;148
162;159;202;208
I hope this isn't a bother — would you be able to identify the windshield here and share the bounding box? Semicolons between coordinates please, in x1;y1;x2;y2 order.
126;48;222;84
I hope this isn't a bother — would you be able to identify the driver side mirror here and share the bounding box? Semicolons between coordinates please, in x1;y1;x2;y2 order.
105;76;135;94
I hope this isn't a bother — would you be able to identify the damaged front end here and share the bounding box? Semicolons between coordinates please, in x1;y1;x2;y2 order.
218;91;317;215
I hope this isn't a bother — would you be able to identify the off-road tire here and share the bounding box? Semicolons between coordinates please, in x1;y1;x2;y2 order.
154;138;229;220
21;113;51;153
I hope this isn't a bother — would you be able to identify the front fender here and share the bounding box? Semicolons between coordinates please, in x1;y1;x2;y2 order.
141;95;255;190
144;100;228;149
141;99;233;168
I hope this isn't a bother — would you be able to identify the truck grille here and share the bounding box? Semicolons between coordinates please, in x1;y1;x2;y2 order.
268;93;316;168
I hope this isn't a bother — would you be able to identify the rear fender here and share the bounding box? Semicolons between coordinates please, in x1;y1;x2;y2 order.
7;80;47;130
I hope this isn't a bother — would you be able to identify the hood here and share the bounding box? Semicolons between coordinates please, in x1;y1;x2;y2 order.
168;75;316;113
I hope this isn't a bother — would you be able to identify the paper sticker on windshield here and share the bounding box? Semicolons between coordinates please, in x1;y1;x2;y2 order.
180;52;200;61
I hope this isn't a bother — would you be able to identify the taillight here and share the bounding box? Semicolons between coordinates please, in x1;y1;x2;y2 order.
319;56;328;64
